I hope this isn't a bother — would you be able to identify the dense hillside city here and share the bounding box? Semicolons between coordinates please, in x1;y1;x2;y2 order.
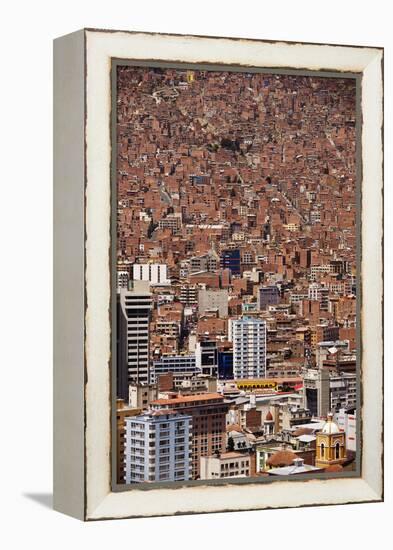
116;66;357;484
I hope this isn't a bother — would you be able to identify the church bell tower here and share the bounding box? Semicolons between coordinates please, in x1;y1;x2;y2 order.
315;413;347;469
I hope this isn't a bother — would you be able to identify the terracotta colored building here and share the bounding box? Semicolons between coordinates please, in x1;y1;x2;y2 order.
150;393;229;479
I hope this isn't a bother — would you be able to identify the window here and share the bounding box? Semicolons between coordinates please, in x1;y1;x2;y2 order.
335;442;340;459
320;443;325;458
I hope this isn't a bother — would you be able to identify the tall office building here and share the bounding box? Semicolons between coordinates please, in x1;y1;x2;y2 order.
124;410;192;484
232;317;267;379
302;368;330;417
117;281;152;400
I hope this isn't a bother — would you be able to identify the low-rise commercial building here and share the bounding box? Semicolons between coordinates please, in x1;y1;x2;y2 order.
200;451;251;479
151;354;199;384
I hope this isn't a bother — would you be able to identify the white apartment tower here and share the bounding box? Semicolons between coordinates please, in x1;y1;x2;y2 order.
232;317;267;379
124;410;192;484
117;281;152;400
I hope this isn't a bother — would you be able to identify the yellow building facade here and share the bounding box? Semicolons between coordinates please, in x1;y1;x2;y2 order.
315;413;347;469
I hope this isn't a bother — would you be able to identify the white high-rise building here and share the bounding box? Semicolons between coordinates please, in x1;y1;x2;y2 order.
124;410;192;484
133;263;170;285
232;317;267;379
117;281;152;399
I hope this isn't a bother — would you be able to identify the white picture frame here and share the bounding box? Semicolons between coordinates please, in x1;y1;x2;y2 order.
53;28;383;521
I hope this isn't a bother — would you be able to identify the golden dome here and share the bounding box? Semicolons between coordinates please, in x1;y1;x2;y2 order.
321;413;340;435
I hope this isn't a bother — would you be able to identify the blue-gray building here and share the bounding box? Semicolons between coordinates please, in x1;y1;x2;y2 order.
124;410;192;484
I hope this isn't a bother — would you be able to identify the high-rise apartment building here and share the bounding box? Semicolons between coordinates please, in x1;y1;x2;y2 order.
151;393;229;479
124;410;192;484
232;317;267;379
117;281;152;400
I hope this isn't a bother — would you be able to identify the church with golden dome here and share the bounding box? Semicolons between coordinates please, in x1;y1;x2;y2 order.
315;412;347;469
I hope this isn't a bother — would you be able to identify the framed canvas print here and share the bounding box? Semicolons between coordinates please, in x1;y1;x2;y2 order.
53;29;383;521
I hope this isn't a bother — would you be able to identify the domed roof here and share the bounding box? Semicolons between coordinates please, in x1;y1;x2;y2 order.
321;413;340;435
265;411;273;422
267;450;297;467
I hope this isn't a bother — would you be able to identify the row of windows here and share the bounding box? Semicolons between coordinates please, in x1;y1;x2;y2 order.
221;461;249;469
221;470;249;477
320;442;342;459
